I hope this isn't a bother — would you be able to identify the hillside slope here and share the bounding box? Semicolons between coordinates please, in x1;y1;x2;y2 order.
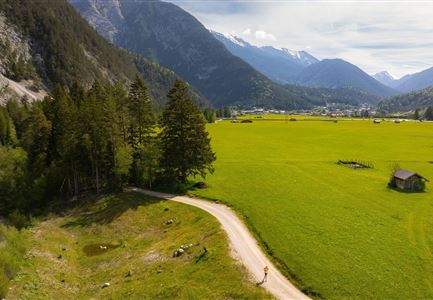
69;0;310;109
377;87;433;112
285;84;381;106
295;59;398;97
392;67;433;93
0;0;207;107
4;192;270;298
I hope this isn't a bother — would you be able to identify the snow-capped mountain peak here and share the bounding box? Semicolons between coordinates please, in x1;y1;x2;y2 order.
373;71;396;87
375;71;394;79
260;46;318;66
209;30;249;47
210;29;319;83
281;48;300;58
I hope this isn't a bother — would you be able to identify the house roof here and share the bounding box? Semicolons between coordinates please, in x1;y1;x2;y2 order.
394;169;429;181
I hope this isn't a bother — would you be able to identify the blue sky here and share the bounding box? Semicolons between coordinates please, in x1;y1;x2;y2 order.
168;0;433;78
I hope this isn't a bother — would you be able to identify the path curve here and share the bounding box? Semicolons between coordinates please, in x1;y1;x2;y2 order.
130;188;310;300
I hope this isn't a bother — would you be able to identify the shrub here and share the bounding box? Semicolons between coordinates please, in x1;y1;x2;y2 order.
0;224;29;297
8;210;31;230
413;180;426;192
388;163;401;188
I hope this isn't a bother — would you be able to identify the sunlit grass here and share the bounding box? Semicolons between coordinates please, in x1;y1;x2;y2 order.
191;118;433;298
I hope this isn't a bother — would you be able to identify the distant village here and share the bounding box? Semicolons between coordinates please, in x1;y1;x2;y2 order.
227;103;411;119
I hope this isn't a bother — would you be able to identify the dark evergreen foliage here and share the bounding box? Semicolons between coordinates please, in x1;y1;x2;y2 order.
0;79;215;216
378;87;433;113
424;106;433;121
160;80;216;183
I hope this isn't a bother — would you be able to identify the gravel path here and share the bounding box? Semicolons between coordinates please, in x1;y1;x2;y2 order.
131;188;310;300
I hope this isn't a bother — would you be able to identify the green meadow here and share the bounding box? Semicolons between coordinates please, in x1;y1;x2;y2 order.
192;119;433;299
5;193;270;299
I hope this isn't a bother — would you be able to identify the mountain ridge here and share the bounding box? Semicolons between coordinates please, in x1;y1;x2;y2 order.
211;30;318;84
391;67;433;93
295;59;398;97
68;0;311;109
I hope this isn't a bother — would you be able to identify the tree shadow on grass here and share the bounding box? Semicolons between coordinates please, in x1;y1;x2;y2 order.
62;192;164;227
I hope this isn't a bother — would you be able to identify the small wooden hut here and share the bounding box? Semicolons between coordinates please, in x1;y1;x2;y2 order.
391;169;428;191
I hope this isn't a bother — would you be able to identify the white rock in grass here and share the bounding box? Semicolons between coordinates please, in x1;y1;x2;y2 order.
102;282;110;288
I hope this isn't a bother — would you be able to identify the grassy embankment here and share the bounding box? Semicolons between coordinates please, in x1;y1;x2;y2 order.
3;192;271;299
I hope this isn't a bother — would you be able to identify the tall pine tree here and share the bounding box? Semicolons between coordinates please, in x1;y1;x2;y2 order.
128;75;155;185
160;80;216;183
128;75;154;146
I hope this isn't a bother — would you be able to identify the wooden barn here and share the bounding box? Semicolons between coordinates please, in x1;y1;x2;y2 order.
391;169;428;191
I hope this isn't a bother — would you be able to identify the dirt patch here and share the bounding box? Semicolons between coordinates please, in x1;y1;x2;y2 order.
142;249;165;264
337;160;373;169
83;243;120;257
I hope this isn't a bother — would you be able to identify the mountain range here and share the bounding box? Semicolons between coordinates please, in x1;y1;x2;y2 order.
212;31;397;97
374;67;433;94
211;31;318;84
2;0;432;112
69;0;309;109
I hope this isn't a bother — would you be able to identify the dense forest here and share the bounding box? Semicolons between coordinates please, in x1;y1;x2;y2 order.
0;77;215;223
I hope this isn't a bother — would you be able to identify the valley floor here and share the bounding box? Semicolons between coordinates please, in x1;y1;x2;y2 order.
192;118;433;299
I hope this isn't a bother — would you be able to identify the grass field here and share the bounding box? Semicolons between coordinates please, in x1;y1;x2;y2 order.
5;192;270;299
190;119;433;299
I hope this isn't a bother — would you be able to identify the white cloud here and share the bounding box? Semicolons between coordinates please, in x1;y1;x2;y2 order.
242;28;251;35
254;30;276;41
169;0;433;78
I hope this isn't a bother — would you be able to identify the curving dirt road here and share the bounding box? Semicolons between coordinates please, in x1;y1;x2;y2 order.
130;188;310;300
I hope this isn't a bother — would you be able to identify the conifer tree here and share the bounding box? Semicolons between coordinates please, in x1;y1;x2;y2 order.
112;82;130;144
128;76;155;185
414;108;420;120
160;80;216;183
82;81;112;194
128;75;154;146
424;106;433;121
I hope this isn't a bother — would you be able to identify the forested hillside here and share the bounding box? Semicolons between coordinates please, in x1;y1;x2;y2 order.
0;0;207;107
377;87;433;112
285;85;381;106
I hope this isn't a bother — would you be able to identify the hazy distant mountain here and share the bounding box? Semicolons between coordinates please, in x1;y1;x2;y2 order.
295;59;398;97
260;46;318;67
69;0;310;109
285;85;381;106
211;31;318;84
373;71;395;87
391;67;433;93
378;86;433;112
